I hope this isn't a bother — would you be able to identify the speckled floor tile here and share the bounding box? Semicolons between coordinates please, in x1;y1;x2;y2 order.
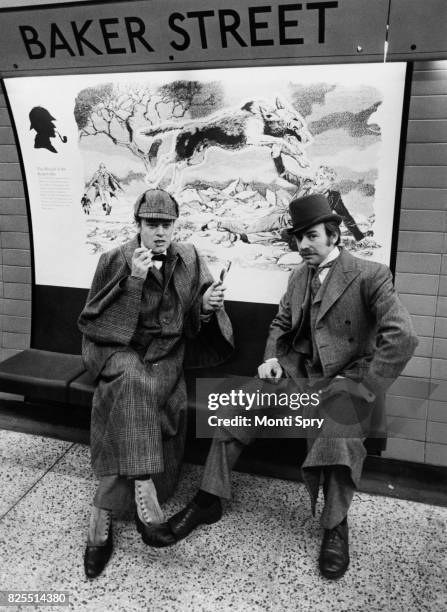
269;491;447;612
0;429;73;515
0;435;446;611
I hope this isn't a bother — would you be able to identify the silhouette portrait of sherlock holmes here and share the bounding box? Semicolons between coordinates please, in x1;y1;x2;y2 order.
29;106;67;153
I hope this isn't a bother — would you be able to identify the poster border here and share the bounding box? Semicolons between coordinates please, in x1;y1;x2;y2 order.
388;61;413;278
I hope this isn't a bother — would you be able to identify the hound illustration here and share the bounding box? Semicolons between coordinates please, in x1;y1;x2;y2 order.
142;98;313;190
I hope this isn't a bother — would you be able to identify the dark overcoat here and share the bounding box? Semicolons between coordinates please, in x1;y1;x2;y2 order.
78;236;233;495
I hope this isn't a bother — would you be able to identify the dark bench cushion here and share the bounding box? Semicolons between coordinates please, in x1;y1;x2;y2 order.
0;349;85;403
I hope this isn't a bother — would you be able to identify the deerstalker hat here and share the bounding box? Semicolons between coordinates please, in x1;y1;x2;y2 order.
287;193;342;235
29;106;56;130
134;189;179;220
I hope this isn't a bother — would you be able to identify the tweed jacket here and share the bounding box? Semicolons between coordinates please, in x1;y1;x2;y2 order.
264;248;418;393
78;236;234;379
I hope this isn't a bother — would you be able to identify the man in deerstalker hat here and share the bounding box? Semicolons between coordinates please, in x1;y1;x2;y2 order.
29;106;65;153
162;193;417;581
78;188;233;579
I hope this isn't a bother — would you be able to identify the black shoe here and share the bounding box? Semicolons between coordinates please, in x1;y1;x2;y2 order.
168;499;222;542
319;520;349;580
84;527;113;579
135;513;176;548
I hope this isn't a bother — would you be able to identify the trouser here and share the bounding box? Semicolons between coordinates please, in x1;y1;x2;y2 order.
97;187;112;209
200;436;358;530
330;195;365;241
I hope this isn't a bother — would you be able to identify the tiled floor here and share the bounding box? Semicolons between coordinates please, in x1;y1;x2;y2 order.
0;429;446;612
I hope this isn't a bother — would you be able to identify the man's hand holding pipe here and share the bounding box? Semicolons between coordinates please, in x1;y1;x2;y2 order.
131;247;154;279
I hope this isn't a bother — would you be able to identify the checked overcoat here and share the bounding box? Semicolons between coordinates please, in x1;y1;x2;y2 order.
78;235;233;500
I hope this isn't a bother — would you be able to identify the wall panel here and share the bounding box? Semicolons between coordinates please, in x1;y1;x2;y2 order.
407;120;447;142
0;92;31;367
412;69;447;96
401;187;447;210
386;60;447;465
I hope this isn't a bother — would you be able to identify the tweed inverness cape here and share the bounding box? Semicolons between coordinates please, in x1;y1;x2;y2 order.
78;236;233;499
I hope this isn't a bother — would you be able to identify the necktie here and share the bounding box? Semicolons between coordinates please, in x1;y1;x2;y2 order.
311;260;334;296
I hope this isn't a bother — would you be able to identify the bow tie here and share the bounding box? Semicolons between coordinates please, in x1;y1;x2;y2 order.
152;253;167;262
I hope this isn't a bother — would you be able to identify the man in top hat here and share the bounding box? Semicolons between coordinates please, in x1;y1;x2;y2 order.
78;188;233;579
160;193;417;580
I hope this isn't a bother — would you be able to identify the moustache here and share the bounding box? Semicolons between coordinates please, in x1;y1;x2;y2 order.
300;250;314;256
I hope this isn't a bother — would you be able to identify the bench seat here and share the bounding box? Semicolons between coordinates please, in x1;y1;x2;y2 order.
0;349;384;462
0;349;85;403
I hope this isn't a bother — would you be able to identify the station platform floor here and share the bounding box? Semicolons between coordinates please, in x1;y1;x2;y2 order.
0;428;446;612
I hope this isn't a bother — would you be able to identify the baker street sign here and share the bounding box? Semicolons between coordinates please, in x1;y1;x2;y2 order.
0;0;389;74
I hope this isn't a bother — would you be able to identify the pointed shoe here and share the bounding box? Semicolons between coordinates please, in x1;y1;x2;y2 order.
135;513;176;548
84;527;113;579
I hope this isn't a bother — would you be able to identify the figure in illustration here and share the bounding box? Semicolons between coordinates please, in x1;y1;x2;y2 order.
84;163;123;215
81;193;92;215
29;106;67;154
202;206;289;247
272;144;374;243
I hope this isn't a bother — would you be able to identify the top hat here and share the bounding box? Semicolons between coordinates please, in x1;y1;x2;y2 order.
134;189;179;220
287;194;342;235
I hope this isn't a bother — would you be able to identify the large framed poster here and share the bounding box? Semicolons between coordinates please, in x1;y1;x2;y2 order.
4;62;406;303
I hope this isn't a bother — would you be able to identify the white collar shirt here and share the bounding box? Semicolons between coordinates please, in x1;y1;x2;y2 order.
317;246;340;283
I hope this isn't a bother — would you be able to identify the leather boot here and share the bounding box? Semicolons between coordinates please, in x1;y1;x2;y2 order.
84;507;113;579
